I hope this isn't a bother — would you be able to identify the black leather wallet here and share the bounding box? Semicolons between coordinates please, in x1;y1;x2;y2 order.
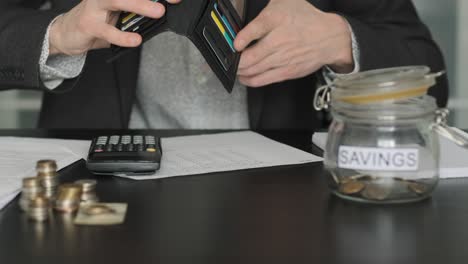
110;0;246;93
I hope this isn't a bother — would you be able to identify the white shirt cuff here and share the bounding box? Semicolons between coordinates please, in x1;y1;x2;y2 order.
323;17;361;83
39;15;87;90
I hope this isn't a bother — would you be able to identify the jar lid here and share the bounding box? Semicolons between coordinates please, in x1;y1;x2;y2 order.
332;95;438;121
332;66;440;104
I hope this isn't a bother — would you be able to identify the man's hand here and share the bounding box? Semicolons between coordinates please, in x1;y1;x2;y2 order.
49;0;181;56
234;0;354;88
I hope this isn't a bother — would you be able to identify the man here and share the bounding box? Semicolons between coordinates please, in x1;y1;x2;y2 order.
0;0;448;129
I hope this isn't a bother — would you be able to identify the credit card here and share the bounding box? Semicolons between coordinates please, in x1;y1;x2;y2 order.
210;11;235;52
119;0;159;31
122;13;137;25
122;15;145;31
217;1;240;33
214;3;237;39
203;27;231;71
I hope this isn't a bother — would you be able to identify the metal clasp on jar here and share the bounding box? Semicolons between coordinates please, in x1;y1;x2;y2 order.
314;85;331;111
433;108;468;148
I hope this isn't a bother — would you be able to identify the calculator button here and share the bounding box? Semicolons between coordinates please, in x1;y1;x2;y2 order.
146;148;157;152
133;136;143;144
136;144;145;152
97;136;108;144
109;136;120;145
121;135;131;144
126;144;134;152
105;145;114;152
116;144;124;152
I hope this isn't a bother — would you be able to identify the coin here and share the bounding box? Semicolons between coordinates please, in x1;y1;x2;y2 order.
339;181;365;195
57;184;82;199
28;196;50;222
55;184;83;213
36;160;57;174
30;195;50;208
37;171;58;178
362;184;390;201
19;177;45;212
81;192;99;204
55;200;80;213
407;182;428;195
75;179;97;193
22;177;41;188
83;204;116;216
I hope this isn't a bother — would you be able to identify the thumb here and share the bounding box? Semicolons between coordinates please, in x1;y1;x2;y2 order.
234;13;272;51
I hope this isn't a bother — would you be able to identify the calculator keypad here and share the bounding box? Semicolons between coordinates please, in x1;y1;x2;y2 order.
93;135;158;153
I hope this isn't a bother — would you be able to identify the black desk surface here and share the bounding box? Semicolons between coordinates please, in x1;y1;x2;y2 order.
0;130;467;264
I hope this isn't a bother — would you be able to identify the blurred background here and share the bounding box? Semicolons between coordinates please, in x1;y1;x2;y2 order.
0;0;466;128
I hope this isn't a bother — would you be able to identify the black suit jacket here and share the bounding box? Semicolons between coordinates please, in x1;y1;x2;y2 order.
0;0;448;129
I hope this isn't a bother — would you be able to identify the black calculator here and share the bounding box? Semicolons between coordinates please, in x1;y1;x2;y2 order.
86;135;162;176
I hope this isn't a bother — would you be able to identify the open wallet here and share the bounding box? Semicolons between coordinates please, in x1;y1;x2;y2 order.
110;0;246;92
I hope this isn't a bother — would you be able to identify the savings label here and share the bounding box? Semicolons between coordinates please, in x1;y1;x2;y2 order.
338;146;419;171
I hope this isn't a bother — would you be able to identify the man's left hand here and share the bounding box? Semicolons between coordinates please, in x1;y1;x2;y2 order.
235;0;354;87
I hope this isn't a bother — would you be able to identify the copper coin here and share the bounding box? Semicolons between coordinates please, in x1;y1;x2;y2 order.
339;181;366;195
408;182;428;195
362;184;390;201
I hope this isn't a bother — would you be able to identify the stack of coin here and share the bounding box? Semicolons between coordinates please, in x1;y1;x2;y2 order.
28;195;50;222
75;179;99;204
36;160;59;199
54;184;83;213
19;177;44;212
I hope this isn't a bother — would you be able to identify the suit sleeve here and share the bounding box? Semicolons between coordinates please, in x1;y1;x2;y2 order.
333;0;449;107
0;1;77;92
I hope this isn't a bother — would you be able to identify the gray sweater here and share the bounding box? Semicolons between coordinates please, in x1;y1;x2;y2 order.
39;16;359;129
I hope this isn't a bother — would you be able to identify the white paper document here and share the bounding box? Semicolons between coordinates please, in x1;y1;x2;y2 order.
312;131;468;179
0;137;90;210
124;131;323;180
0;132;322;208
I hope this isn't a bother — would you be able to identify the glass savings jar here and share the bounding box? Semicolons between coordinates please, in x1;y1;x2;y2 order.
314;66;465;204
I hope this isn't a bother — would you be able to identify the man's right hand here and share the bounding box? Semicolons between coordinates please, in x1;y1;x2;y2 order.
49;0;181;56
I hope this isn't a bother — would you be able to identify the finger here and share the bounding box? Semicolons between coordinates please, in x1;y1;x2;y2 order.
166;0;182;4
238;34;276;70
234;13;272;51
239;67;292;88
95;23;142;47
101;0;166;19
238;52;281;77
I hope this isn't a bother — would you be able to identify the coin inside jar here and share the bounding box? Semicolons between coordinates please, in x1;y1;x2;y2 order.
408;182;428;195
83;204;116;216
362;184;391;201
339;181;365;195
